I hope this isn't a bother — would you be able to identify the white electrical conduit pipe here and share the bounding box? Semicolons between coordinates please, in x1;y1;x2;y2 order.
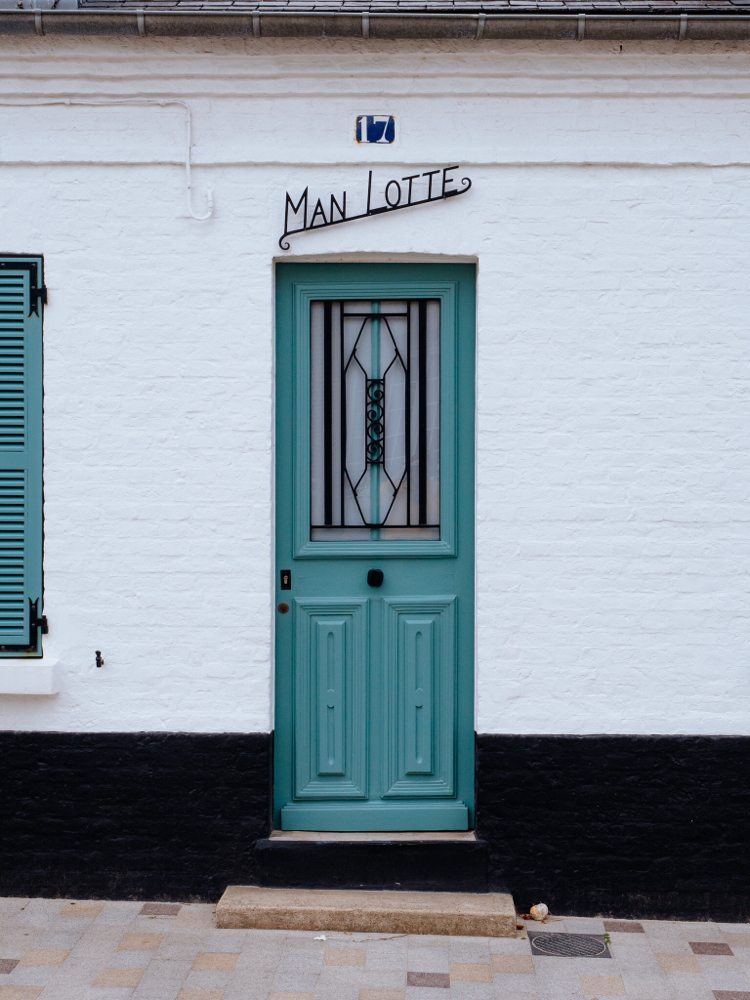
0;98;214;221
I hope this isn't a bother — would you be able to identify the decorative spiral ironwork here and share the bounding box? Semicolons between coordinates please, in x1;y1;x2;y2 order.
366;379;385;464
310;300;440;532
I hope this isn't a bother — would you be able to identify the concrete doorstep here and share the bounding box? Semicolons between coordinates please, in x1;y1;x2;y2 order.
216;886;517;937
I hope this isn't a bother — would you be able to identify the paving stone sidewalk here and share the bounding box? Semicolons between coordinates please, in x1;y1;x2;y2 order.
1;897;749;1000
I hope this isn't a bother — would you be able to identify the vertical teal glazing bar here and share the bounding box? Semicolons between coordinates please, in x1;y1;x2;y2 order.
370;301;380;539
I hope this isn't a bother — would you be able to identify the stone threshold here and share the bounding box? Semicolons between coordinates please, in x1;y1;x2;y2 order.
269;830;477;842
217;886;516;936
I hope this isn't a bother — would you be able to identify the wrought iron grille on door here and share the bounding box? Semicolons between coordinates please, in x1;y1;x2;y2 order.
310;299;440;541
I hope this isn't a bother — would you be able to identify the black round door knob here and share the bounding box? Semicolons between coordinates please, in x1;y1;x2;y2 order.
367;569;384;587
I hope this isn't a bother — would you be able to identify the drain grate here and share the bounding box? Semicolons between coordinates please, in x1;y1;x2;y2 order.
528;932;611;959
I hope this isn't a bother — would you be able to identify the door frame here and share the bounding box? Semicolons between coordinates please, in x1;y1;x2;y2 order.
274;262;476;830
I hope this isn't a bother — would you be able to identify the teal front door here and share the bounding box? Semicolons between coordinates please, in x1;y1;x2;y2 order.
274;263;475;831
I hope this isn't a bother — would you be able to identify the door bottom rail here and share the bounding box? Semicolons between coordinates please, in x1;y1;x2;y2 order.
281;802;469;832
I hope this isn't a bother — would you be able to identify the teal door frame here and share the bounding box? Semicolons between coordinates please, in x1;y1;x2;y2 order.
274;262;476;830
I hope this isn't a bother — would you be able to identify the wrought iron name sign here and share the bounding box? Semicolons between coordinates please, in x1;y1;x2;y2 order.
279;165;472;249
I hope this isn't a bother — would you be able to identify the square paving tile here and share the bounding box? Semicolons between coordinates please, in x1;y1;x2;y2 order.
449;965;492;983
407;950;449;974
491;957;534;975
563;920;605;936
603;921;645;934
204;935;247;955
173;908;215;929
0;987;45;999
312;988;360;1000
579;974;625;995
324;951;367;968
406;973;450;988
535;983;584;1000
109;950;155;970
449;947;490;964
532;955;581;977
365;952;408;973
360;972;406;990
713;993;750;1000
35;931;83;950
177;991;226;1000
118;934;164;952
18;949;69;967
140;904;182;917
693;944;735;956
192;953;239;972
272;972;321;991
275;957;319;974
448;984;493;1000
94;967;146;987
131;958;201;988
488;941;531;956
58;903;105;919
8;967;59;989
490;995;542;1000
656;952;702;972
618;973;673;999
0;961;20;975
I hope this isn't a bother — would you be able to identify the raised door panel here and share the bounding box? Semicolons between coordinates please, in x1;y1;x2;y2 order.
293;598;368;799
382;597;456;799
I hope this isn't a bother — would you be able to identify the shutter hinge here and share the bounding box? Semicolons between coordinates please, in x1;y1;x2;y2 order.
0;259;46;316
0;599;48;653
32;285;48;313
31;600;49;636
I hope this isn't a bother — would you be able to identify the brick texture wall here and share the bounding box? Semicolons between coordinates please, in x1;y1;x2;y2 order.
477;734;750;920
0;37;748;738
0;732;270;900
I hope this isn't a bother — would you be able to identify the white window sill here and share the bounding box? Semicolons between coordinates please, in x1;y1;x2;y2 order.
0;660;60;695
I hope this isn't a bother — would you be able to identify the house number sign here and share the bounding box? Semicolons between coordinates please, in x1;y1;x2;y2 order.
279;165;472;249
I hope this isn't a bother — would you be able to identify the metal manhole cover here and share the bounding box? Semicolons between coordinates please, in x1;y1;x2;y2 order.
528;932;611;958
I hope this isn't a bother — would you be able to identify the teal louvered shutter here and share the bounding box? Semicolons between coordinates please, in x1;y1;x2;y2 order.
0;257;44;656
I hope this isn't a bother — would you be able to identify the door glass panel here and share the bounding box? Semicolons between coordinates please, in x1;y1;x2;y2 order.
311;299;440;541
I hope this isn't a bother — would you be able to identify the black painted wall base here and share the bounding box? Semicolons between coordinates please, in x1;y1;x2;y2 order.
254;838;490;893
1;731;749;920
476;735;750;922
0;732;271;902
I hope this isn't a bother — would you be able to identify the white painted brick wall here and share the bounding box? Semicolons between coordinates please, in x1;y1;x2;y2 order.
0;36;748;734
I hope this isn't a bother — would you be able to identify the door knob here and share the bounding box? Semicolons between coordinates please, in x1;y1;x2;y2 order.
367;569;384;587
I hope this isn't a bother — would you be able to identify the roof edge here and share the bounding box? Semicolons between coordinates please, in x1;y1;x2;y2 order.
3;8;750;40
